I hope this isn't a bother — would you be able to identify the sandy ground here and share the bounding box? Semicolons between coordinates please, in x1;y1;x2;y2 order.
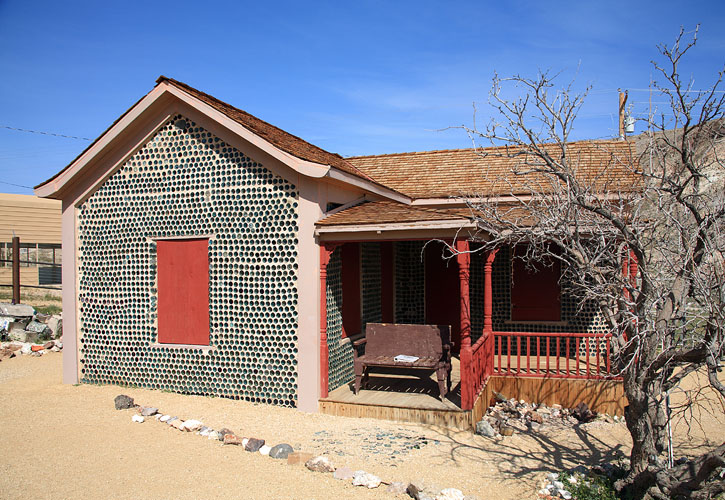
0;353;722;500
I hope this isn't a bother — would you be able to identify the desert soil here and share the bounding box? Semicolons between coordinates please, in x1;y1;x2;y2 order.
0;353;722;500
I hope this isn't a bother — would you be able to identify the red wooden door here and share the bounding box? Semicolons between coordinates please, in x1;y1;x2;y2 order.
157;238;210;345
424;241;460;350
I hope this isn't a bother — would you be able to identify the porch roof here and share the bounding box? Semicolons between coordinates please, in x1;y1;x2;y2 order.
315;201;477;239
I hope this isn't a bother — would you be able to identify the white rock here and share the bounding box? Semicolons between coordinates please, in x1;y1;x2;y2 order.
159;415;171;422
259;445;271;456
567;475;578;484
351;470;381;488
546;472;559;481
553;480;565;489
132;415;145;423
20;344;32;355
180;419;203;432
241;438;249;447
435;488;465;500
560;490;572;500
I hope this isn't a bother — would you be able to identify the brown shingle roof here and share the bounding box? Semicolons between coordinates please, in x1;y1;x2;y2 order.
316;201;470;226
347;140;639;199
157;77;376;182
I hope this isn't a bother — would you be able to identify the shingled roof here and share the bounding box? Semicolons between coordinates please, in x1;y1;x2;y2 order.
316;201;471;227
347;140;639;199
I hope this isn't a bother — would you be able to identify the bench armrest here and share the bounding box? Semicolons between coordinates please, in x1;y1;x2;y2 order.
352;337;367;347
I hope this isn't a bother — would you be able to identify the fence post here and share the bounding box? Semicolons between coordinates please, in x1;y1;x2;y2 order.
12;236;20;304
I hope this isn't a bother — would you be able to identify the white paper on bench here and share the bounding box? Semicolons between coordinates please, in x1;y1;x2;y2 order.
393;354;419;363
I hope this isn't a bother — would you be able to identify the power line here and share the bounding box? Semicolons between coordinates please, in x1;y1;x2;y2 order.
0;180;34;189
0;125;92;141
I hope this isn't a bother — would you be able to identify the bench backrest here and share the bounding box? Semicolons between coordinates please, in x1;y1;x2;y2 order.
364;323;450;359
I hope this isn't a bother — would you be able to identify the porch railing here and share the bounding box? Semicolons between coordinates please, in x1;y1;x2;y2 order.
492;331;619;379
460;330;495;409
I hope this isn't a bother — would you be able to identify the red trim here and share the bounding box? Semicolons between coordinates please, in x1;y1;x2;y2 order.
341;243;361;338
425;241;460;349
380;242;394;323
157;238;210;345
319;243;339;398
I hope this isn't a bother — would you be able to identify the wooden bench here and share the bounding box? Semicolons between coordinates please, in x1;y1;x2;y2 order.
352;323;452;400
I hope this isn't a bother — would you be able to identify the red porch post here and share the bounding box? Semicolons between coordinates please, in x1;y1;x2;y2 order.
455;240;472;408
483;249;498;334
628;249;638;287
483;249;499;377
319;243;339;398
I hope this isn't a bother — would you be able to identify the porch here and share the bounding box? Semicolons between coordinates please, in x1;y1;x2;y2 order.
314;202;626;429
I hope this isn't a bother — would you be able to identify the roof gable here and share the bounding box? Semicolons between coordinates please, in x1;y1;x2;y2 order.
35;77;397;201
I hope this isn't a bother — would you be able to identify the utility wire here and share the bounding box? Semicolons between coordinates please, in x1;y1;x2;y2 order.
0;180;34;189
0;125;92;141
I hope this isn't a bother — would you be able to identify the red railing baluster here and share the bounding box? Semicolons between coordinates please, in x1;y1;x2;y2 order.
507;336;512;375
526;336;530;375
586;335;591;376
556;337;561;375
546;334;550;374
596;336;601;376
575;337;580;376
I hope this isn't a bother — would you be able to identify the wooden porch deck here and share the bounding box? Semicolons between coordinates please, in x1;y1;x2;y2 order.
319;354;626;429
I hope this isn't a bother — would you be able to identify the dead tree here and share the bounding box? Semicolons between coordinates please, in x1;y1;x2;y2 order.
461;27;725;499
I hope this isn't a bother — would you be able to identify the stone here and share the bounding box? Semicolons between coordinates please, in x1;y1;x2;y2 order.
245;437;265;452
4;342;23;351
259;445;271;456
475;419;496;437
20;344;32;355
493;390;508;402
219;428;234;437
41;341;54;350
158;414;171;422
0;348;15;360
407;480;441;500
170;419;185;430
47;316;62;338
0;303;35;317
305;456;335;473
269;443;294;459
333;466;354;480
181;419;203;432
500;426;515;436
131;415;145;423
241;438;249;447
527;411;544;424
26;321;51;336
287;451;314;466
573;402;596;423
211;432;223;441
10;330;37;343
140;407;158;417
114;395;135;410
387;482;408;494
352;470;381;488
435;488;465;500
223;434;241;445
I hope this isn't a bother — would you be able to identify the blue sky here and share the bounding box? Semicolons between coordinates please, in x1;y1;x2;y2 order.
1;0;723;194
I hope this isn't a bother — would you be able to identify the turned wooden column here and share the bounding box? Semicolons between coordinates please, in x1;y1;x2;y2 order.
483;249;499;335
319;243;338;398
455;240;472;408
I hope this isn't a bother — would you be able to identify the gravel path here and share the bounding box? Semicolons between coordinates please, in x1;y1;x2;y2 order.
0;352;722;499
